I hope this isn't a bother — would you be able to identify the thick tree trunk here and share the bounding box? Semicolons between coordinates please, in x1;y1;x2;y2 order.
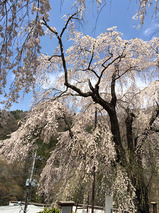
95;95;150;212
128;157;149;213
125;109;149;213
101;104;150;212
107;107;126;165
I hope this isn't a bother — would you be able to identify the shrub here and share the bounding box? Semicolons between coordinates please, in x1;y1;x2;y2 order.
38;207;60;213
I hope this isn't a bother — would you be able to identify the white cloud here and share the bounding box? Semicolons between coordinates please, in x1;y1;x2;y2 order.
143;23;159;37
136;78;148;89
41;72;64;90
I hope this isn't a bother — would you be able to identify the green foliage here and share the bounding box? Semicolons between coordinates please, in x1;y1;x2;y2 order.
10;110;24;120
26;136;58;203
38;207;60;213
35;136;58;172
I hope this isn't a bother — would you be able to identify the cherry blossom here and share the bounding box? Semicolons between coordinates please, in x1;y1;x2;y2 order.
0;1;159;212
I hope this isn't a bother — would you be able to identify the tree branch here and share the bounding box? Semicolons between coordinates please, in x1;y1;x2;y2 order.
48;54;62;61
43;16;94;99
65;82;92;97
60;11;80;37
88;41;96;70
95;54;125;89
114;65;138;81
83;68;99;78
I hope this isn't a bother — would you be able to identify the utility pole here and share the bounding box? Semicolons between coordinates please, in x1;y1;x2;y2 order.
91;165;96;213
24;150;37;213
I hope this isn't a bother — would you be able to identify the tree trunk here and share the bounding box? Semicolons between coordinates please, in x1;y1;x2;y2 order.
102;104;150;212
67;69;151;211
128;159;150;213
125;109;149;213
107;107;126;166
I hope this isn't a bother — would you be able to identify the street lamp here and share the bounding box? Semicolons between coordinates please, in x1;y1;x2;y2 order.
151;202;157;213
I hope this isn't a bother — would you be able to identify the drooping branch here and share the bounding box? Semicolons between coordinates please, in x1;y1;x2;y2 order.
136;104;159;152
114;65;137;81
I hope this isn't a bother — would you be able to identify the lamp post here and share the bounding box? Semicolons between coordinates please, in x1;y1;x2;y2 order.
151;202;157;213
23;150;37;213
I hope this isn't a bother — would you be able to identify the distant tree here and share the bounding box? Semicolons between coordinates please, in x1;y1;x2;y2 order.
10;110;24;120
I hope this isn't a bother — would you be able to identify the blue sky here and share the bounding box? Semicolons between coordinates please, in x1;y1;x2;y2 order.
7;0;158;111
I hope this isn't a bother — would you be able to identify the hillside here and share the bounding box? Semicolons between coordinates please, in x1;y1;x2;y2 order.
0;110;27;205
0;110;27;140
0;105;71;205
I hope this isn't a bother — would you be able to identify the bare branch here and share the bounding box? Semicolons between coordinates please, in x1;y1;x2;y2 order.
43;15;94;99
83;68;100;78
150;127;159;132
96;54;125;89
42;17;58;34
60;11;80;37
65;82;92;97
48;54;62;61
110;66;118;106
101;54;113;68
0;0;7;5
88;79;94;91
42;17;68;84
88;41;96;70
